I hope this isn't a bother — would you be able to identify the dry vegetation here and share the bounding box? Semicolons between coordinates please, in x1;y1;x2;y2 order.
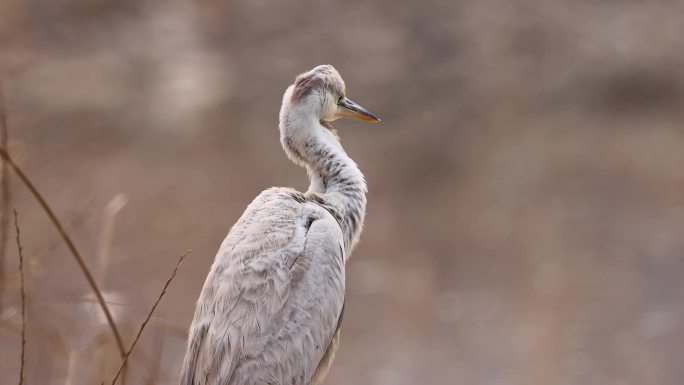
2;132;190;384
2;0;684;384
13;209;26;385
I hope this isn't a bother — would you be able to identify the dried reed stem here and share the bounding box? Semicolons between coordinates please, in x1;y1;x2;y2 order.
0;84;11;311
14;210;26;385
97;194;128;285
110;250;191;385
65;350;78;385
0;146;126;359
0;207;91;292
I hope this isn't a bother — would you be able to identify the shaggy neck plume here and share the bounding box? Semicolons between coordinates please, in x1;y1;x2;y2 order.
279;105;367;251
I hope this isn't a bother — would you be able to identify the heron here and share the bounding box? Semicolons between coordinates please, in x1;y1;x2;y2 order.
180;64;379;385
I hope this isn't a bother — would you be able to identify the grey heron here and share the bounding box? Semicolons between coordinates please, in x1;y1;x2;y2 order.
180;64;379;385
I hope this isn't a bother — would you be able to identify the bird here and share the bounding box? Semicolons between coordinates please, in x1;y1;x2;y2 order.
180;64;379;385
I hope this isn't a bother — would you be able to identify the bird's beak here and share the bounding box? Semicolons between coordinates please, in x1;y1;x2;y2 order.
337;97;380;123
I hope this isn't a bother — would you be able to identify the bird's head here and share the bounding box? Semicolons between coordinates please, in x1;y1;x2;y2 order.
284;64;380;124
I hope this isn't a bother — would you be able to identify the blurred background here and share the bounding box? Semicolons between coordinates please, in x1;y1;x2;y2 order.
1;0;684;384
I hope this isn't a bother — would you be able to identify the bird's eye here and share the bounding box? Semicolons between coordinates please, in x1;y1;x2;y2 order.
337;95;344;104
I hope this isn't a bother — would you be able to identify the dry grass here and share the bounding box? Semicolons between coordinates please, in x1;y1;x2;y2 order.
0;84;11;313
0;107;187;383
13;209;26;385
0;146;127;360
110;251;191;385
97;194;129;285
0;205;93;293
0;142;191;383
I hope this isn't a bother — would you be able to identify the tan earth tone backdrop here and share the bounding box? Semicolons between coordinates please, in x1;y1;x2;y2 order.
1;0;684;384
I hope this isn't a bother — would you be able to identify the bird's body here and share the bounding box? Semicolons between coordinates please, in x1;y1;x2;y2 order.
181;65;379;385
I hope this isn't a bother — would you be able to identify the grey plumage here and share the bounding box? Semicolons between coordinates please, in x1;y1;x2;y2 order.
180;65;379;385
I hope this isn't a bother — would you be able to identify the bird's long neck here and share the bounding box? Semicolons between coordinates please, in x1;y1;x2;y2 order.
280;107;367;252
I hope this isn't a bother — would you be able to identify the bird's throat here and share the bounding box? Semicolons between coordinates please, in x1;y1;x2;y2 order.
280;114;367;250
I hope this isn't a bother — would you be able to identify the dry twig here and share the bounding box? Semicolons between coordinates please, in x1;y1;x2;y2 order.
0;146;126;359
14;210;26;385
0;206;92;292
0;84;11;311
110;250;191;385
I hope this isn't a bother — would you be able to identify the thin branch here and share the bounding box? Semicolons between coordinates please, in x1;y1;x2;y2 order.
0;83;11;312
110;250;191;385
0;206;92;292
13;210;26;385
0;146;126;359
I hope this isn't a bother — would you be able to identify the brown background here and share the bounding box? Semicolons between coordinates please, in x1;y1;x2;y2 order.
1;0;684;384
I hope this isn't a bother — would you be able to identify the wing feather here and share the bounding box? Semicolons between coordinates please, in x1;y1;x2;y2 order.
180;188;345;385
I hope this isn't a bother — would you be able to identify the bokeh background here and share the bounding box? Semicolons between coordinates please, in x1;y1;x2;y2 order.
1;0;684;384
